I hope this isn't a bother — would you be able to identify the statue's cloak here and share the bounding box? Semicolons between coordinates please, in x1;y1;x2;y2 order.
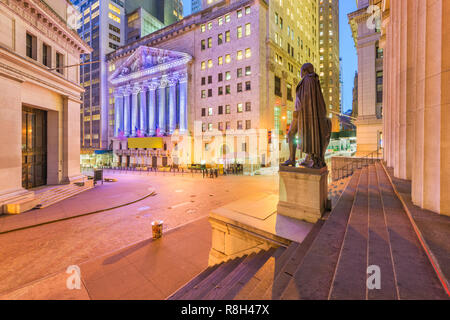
295;64;331;158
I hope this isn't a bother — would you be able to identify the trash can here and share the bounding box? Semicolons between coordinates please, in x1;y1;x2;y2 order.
151;220;163;239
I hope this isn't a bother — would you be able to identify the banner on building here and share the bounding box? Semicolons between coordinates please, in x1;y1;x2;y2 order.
127;137;163;149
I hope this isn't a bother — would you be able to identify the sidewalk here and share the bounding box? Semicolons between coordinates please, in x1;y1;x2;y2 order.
0;174;156;234
0;217;212;300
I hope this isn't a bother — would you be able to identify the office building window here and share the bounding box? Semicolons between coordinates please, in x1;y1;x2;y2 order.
26;33;37;60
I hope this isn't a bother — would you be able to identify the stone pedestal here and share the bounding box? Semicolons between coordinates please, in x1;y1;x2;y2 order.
277;166;329;223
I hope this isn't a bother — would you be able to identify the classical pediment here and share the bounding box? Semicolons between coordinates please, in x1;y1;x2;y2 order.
109;46;192;85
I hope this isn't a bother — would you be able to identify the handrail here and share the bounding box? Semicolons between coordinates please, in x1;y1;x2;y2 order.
332;149;383;181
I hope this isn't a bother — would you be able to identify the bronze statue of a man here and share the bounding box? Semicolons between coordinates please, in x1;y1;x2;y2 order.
282;63;331;169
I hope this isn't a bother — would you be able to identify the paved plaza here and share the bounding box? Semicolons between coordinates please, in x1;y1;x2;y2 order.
0;172;278;298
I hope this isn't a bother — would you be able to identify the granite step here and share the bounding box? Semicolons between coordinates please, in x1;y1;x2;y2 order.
167;264;222;300
37;183;93;209
367;164;398;300
375;162;448;300
238;245;297;300
202;249;277;300
280;169;362;300
233;247;287;300
328;167;369;300
176;256;247;300
261;218;326;300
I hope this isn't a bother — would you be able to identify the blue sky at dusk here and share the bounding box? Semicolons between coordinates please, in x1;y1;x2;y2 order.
182;0;357;113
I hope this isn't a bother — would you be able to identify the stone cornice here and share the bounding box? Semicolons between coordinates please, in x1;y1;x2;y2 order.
1;0;91;54
0;45;84;99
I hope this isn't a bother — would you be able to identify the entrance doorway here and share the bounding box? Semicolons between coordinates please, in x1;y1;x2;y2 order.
22;106;47;189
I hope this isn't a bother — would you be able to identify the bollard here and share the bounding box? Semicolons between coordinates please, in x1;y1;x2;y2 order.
151;220;163;239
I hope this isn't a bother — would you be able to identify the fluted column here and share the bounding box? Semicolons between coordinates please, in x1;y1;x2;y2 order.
168;77;178;134
123;88;131;137
158;77;169;135
178;72;188;134
114;89;123;137
147;81;158;136
139;84;148;136
131;86;140;137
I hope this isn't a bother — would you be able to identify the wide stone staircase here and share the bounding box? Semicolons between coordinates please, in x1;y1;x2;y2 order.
169;162;449;300
35;181;94;209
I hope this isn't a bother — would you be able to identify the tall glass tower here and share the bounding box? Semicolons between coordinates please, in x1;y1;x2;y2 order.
71;0;126;153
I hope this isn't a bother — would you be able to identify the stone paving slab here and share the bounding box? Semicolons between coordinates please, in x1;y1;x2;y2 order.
0;217;212;300
0;174;156;234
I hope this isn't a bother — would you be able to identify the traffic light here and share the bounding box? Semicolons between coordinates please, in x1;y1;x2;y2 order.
268;130;272;144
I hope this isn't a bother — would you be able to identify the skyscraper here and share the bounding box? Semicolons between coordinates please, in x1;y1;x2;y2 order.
348;0;383;156
71;0;126;159
126;0;184;25
126;7;166;44
191;0;202;13
319;0;340;132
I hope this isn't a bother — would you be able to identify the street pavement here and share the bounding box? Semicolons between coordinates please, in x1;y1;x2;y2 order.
0;172;278;297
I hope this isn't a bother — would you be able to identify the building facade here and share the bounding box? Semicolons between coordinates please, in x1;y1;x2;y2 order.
125;0;183;26
106;0;319;170
191;0;202;13
348;0;384;156
319;0;340;132
352;71;358;118
0;0;91;211
126;7;166;45
72;0;126;162
380;0;450;216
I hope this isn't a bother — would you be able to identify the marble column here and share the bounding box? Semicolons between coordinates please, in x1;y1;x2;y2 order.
139;84;148;136
147;81;158;136
168;78;178;134
131;86;140;137
114;90;123;137
178;72;188;134
123;88;131;137
158;77;168;135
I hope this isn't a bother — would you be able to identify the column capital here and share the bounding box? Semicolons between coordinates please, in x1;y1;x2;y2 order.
147;81;159;91
159;76;169;88
122;86;132;96
178;71;188;84
131;85;141;95
114;88;124;98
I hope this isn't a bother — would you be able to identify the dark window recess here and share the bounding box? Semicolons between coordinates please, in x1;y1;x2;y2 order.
218;105;223;115
26;33;37;60
218;73;223;82
109;33;121;42
245;102;251;112
56;52;64;74
208;89;213;97
109;24;120;33
208;76;212;84
218;87;223;95
287;84;293;101
237;83;243;92
42;43;51;67
202;108;206;117
275;76;282;97
201;77;206;85
245;81;251;91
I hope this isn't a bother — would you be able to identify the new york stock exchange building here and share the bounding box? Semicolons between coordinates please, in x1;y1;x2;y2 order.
108;46;193;168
